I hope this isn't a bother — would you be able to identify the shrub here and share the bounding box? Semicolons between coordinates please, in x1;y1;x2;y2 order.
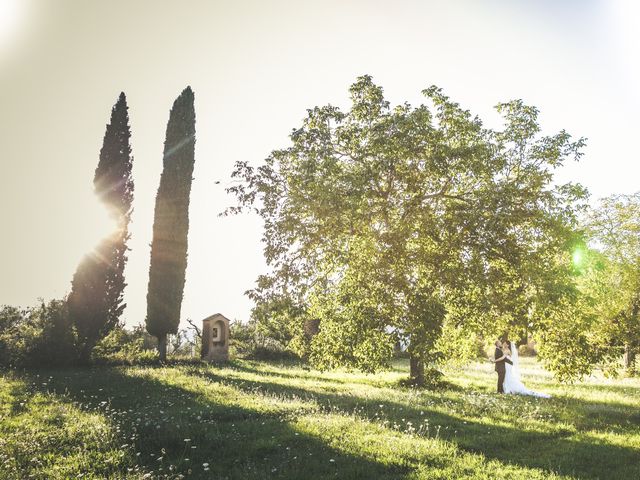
246;345;301;362
230;320;299;361
0;305;38;367
92;324;159;366
229;320;256;357
31;299;77;366
0;300;77;368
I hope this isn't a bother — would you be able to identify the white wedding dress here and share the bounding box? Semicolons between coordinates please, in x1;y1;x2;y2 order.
503;341;551;398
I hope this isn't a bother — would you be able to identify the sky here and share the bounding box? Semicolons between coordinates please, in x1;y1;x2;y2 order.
0;0;638;328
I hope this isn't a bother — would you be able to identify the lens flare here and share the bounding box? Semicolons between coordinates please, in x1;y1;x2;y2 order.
572;249;583;267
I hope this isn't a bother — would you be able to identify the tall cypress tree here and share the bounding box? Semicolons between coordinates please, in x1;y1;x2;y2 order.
146;87;196;361
68;92;134;363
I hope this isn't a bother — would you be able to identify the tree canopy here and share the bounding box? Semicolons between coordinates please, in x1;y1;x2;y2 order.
229;76;587;383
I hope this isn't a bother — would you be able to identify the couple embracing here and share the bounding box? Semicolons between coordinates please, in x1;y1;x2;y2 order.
493;339;551;398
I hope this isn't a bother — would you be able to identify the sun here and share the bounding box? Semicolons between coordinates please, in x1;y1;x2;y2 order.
67;196;122;268
0;0;26;52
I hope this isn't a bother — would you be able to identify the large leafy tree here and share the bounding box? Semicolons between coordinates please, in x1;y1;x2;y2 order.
146;87;196;361
68;92;134;363
229;76;586;384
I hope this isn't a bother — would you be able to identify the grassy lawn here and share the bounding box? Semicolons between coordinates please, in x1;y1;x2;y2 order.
0;358;638;479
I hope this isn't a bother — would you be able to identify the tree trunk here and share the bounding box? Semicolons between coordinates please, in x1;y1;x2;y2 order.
158;334;167;362
78;342;92;366
303;318;320;339
624;343;636;372
409;353;425;386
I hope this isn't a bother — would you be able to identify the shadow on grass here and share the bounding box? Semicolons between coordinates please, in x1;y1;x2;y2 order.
226;360;389;386
188;366;640;480
229;361;461;391
19;367;411;480
227;361;636;425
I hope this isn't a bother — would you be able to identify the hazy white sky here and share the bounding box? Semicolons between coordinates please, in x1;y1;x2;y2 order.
0;0;638;328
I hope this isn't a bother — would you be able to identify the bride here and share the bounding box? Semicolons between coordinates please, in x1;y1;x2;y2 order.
502;341;551;398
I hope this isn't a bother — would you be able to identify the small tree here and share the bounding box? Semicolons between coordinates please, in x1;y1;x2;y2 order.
146;87;196;361
68;92;134;363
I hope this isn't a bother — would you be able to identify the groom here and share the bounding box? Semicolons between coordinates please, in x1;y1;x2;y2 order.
493;339;513;393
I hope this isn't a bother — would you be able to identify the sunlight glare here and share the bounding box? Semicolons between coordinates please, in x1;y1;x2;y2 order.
572;249;584;267
72;198;121;264
0;0;26;51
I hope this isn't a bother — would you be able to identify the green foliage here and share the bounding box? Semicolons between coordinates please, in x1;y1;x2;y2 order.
582;193;640;372
94;92;135;217
31;299;77;367
0;305;32;367
92;324;159;366
536;194;640;380
536;299;610;381
68;92;134;362
68;236;126;362
247;293;301;351
146;87;196;359
228;320;255;355
229;75;587;381
230;320;300;361
308;307;394;373
0;300;77;368
305;263;397;372
434;320;486;368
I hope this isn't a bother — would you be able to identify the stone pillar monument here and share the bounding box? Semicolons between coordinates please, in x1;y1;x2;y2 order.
201;313;230;362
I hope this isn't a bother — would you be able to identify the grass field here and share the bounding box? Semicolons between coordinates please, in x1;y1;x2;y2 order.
0;358;638;479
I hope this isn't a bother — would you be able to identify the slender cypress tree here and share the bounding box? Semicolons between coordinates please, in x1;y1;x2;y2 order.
146;87;196;361
68;92;134;363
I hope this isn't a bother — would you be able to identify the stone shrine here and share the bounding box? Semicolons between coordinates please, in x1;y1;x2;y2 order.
201;313;230;362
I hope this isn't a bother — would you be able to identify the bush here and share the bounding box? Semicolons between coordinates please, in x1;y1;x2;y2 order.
0;300;77;368
32;299;77;366
92;325;159;366
0;304;171;368
245;345;301;362
229;320;257;357
230;320;299;361
0;305;38;367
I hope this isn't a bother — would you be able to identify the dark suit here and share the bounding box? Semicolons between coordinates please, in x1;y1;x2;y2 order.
494;347;513;393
